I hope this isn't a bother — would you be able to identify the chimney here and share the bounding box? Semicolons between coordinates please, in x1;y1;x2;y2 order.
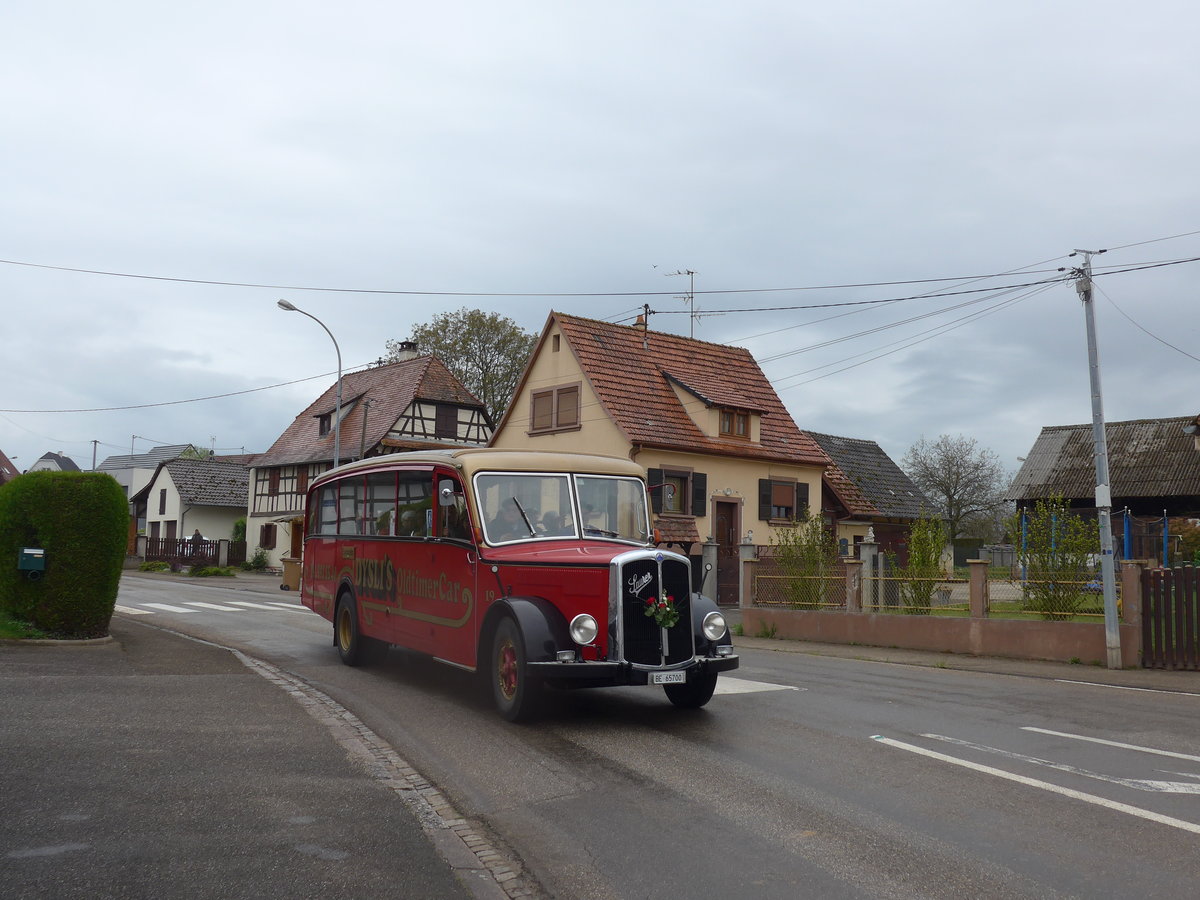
393;340;419;362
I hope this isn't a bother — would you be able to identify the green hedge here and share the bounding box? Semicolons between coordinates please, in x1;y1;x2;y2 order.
0;472;128;638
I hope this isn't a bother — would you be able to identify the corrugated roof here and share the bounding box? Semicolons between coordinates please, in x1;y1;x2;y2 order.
553;314;829;467
807;431;930;520
97;444;195;471
162;458;250;507
254;356;487;467
1008;416;1200;502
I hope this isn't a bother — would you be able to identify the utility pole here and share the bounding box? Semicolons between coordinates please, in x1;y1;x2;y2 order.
1073;249;1121;668
91;439;99;471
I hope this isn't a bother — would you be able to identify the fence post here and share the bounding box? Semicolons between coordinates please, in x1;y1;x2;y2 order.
1120;560;1142;627
739;547;757;610
218;539;229;567
968;559;990;618
844;558;862;612
859;539;878;610
701;538;718;598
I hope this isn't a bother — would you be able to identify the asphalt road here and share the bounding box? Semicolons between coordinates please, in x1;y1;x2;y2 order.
110;573;1200;899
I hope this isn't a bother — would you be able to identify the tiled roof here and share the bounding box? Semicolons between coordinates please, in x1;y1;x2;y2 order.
35;452;81;471
162;458;250;507
254;356;486;467
554;314;829;467
807;431;930;520
0;448;19;484
1008;416;1200;502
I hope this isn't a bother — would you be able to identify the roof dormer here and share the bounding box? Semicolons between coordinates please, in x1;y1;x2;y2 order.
663;372;762;442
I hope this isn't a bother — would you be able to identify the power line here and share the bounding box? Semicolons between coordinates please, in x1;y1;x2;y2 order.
0;255;1071;299
1092;282;1200;365
0;367;355;414
771;284;1055;390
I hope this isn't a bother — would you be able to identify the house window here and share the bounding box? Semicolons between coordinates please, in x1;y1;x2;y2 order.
259;522;277;549
296;466;309;494
268;469;280;496
647;468;707;517
158;489;167;515
435;405;459;439
530;385;580;433
758;479;809;522
719;409;750;439
318;413;332;436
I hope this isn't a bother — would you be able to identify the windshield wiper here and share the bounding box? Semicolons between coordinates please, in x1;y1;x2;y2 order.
511;497;537;537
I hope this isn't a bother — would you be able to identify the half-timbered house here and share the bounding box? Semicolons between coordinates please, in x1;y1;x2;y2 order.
247;355;492;568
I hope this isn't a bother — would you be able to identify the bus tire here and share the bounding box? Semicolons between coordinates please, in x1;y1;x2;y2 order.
491;617;542;722
664;671;718;709
335;595;385;667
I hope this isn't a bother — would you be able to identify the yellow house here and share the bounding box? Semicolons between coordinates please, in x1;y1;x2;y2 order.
490;312;830;605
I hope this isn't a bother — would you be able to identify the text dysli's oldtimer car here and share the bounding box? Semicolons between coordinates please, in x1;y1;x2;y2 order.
299;449;738;720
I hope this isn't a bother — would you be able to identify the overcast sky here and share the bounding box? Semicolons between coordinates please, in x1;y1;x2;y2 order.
3;1;1197;481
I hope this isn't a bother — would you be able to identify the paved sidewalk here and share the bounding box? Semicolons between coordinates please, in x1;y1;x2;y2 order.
0;615;514;900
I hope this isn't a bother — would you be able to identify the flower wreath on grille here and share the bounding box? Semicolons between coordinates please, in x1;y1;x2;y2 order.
643;594;680;629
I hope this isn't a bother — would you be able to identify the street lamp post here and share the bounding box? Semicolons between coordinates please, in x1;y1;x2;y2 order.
277;299;343;469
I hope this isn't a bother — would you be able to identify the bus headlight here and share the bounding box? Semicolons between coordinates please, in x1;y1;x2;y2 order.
569;614;599;646
702;611;727;642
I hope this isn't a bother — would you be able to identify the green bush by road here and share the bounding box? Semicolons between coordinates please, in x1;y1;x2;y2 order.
0;471;128;638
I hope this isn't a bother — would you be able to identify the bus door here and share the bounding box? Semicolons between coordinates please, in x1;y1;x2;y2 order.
389;472;477;663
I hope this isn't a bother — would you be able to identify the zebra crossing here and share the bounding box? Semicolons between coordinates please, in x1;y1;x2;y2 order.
115;599;313;617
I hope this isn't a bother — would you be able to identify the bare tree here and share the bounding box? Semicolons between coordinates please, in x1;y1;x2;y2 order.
385;308;536;424
901;434;1009;541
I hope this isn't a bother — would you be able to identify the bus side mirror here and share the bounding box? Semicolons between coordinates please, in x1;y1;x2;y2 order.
439;480;457;507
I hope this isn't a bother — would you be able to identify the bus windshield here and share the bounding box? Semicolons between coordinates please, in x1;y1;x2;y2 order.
475;472;650;545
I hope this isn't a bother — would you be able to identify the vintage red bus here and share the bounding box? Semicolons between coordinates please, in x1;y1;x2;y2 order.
299;448;738;720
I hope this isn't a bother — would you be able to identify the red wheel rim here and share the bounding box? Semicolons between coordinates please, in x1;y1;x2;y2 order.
498;639;518;701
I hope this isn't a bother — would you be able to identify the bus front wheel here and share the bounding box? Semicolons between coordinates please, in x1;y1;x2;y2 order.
491;617;542;722
664;671;718;709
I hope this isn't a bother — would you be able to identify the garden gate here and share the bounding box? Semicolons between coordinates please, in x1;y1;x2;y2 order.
1141;566;1199;670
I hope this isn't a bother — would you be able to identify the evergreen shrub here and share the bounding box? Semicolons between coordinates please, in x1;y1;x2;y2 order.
0;472;128;638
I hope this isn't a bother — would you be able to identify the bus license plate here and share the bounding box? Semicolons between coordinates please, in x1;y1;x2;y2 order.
651;671;686;684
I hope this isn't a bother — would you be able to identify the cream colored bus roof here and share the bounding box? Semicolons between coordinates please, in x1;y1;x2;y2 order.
319;448;645;481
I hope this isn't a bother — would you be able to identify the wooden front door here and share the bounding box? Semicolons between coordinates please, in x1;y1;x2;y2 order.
714;500;740;606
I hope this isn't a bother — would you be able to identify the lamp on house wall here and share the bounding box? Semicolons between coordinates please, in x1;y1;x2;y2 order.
277;299;343;469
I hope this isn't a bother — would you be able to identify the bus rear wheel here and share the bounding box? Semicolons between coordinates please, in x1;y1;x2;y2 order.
491;618;542;722
336;595;385;666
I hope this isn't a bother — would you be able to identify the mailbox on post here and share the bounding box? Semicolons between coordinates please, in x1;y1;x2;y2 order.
18;548;45;580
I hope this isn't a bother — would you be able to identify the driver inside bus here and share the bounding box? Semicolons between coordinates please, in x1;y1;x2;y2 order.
489;500;528;542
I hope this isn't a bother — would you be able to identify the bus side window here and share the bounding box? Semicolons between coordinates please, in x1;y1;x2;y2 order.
438;479;470;540
338;478;362;535
366;471;397;536
397;471;431;537
317;485;338;535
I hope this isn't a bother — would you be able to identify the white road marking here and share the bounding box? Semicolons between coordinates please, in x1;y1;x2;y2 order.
184;601;243;612
872;734;1200;835
1054;679;1200;697
114;605;152;616
922;733;1200;794
141;603;197;613
227;600;291;610
1021;726;1200;763
715;677;803;695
